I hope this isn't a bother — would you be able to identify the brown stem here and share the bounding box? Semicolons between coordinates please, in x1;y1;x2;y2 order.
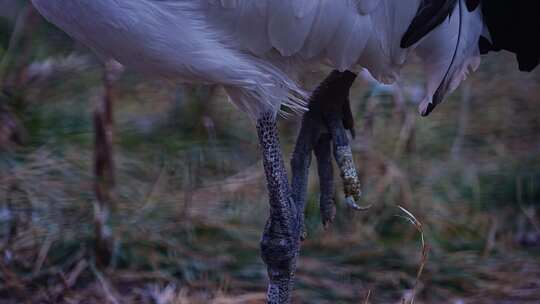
93;61;118;266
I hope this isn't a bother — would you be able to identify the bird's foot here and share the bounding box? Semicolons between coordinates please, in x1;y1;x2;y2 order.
313;133;337;228
290;70;370;232
311;70;371;213
334;144;371;211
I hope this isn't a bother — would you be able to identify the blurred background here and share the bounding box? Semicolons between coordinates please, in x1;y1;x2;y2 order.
1;1;540;303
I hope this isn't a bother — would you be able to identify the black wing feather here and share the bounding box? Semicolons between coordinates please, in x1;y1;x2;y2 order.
400;0;458;49
481;1;540;72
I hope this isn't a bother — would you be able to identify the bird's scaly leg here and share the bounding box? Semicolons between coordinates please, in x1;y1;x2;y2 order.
289;70;369;239
319;71;370;211
290;114;320;213
258;70;369;302
324;108;371;211
289;109;338;229
313;133;336;228
290;110;323;240
257;112;302;304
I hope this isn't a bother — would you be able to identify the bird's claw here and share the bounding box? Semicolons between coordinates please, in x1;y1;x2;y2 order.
335;145;371;211
300;224;308;241
343;175;371;211
345;196;372;211
322;219;333;230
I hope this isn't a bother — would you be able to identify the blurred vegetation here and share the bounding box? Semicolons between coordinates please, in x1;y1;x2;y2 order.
1;2;540;303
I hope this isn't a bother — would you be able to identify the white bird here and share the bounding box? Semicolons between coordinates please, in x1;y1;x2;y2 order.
30;0;484;118
29;0;537;302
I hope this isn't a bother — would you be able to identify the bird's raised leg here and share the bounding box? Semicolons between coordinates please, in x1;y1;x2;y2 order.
257;112;302;304
324;105;370;211
289;70;369;238
290;114;319;212
318;71;370;211
313;133;336;228
290;109;324;241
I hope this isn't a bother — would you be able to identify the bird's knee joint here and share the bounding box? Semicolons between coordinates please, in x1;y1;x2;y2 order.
260;234;296;268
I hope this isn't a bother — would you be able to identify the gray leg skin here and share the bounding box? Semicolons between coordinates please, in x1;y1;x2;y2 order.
290;115;320;215
326;112;371;211
314;133;336;228
293;70;370;217
259;70;369;303
290;113;322;241
257;113;301;304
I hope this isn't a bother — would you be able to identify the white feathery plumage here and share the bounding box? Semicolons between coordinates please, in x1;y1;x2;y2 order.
356;0;382;15
414;0;483;115
325;4;372;71
299;0;343;60
268;0;317;57
355;0;421;84
30;0;485;119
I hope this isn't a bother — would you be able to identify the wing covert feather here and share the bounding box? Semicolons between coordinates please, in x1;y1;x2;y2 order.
357;0;381;15
300;1;347;59
370;0;420;67
415;0;482;115
204;0;272;56
236;1;272;55
326;9;372;71
268;0;318;56
401;0;458;48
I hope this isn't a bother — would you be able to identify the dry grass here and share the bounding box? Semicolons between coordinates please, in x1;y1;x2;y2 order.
396;206;429;304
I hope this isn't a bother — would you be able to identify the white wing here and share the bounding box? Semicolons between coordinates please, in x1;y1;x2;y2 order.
232;1;272;55
268;0;318;56
357;0;382;15
208;0;374;69
370;0;420;68
414;0;483;115
148;0;485;114
299;0;344;59
210;0;473;81
31;0;484;119
326;8;372;71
